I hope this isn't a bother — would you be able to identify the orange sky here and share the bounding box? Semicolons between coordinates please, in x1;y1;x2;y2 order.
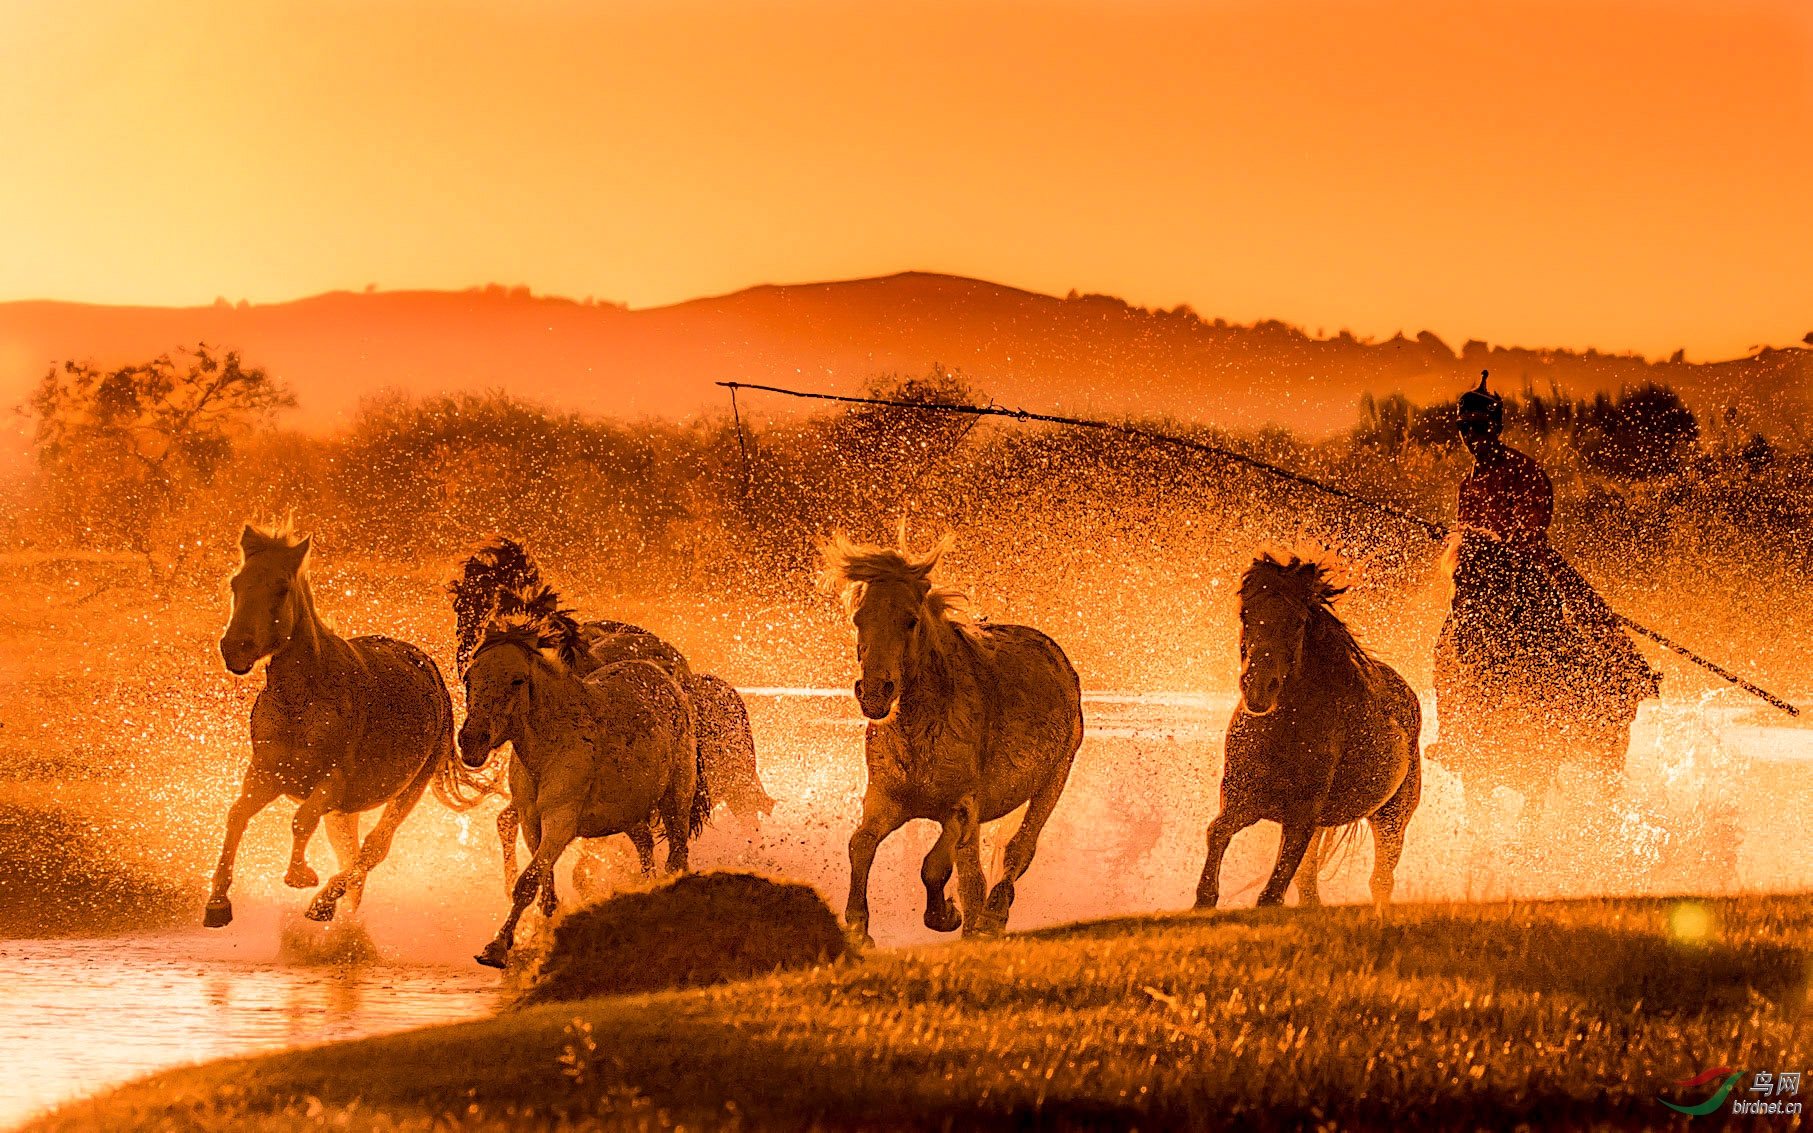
1;0;1808;359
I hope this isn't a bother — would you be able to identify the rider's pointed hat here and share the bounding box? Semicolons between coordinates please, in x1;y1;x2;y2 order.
1457;369;1503;423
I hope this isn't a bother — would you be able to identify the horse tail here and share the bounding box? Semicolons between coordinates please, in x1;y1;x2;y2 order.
1316;821;1368;881
432;747;501;812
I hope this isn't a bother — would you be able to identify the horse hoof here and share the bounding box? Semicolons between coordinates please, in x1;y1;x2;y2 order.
304;899;337;923
284;864;319;889
962;920;1004;941
843;925;876;952
924;899;962;933
202;900;234;928
476;942;510;969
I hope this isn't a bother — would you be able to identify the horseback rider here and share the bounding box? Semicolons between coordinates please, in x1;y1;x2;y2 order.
1454;371;1660;700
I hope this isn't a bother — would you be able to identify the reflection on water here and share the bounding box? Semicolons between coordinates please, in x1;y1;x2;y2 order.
0;933;498;1130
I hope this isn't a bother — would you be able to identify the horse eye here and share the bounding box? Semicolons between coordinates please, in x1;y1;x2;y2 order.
905;616;919;631
511;677;526;688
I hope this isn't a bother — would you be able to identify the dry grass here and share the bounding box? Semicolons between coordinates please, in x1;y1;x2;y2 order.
26;894;1813;1132
528;872;847;1005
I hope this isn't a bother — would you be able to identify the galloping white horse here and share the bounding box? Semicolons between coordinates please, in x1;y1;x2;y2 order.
820;533;1084;946
457;613;705;969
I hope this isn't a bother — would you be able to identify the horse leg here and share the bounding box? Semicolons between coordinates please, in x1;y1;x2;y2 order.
1293;829;1324;907
284;779;335;889
1193;805;1258;909
919;820;963;933
1368;757;1422;907
324;811;365;918
979;759;1076;935
204;771;283;928
657;777;692;875
1257;813;1319;907
306;756;435;923
496;805;520;900
626;822;657;879
952;798;994;939
844;793;909;949
478;806;578;969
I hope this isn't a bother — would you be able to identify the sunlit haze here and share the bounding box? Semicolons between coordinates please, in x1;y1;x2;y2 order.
2;0;1809;358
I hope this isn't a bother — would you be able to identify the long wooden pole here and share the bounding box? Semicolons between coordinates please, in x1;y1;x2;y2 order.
719;379;1799;717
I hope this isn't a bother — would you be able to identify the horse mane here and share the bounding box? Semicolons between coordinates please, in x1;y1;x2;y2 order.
817;530;969;626
1241;549;1377;674
490;581;588;669
240;519;309;560
449;535;542;609
450;536;587;668
471;612;571;672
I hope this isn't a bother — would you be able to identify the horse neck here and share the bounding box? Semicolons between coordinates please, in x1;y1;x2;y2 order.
1297;605;1370;693
265;576;345;698
512;660;592;771
895;610;961;731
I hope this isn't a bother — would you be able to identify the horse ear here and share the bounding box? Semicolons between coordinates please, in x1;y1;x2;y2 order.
911;532;955;580
286;535;313;570
240;524;265;554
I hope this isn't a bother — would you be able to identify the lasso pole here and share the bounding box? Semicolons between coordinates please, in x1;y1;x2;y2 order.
718;380;1799;717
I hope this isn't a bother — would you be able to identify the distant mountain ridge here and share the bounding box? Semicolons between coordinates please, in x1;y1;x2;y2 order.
2;272;1805;447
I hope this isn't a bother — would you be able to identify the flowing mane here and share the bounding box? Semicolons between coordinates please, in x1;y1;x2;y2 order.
480;583;588;670
451;537;585;669
817;531;969;626
242;517;306;552
471;611;573;672
1241;550;1377;675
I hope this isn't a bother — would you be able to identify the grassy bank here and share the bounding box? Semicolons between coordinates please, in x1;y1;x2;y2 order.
28;895;1813;1132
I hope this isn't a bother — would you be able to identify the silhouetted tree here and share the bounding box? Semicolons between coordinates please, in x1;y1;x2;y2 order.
1575;384;1700;479
24;345;293;588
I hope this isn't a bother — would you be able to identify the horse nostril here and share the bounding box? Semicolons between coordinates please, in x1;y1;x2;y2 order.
880;680;895;700
854;680;865;700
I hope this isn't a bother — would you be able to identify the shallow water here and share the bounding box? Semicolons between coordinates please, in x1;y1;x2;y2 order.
4;687;1808;1129
0;929;498;1130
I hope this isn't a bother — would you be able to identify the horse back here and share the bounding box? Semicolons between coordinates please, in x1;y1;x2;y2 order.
969;623;1084;815
581;623;694;682
573;660;696;835
258;635;453;812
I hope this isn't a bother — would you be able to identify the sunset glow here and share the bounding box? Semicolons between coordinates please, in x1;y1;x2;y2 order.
2;0;1808;358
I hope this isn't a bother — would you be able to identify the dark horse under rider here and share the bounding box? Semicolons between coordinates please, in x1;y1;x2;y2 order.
1437;371;1660;833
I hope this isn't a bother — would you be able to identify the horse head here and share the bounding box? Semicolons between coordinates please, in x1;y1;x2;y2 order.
818;531;962;721
1237;551;1344;716
458;619;561;768
220;523;313;675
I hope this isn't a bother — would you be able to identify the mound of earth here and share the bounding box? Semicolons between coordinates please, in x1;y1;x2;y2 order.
0;803;202;937
525;871;848;1004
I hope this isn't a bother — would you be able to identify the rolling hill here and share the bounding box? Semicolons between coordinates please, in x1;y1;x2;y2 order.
2;273;1806;451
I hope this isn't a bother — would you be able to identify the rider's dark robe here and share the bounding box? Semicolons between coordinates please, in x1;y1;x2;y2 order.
1457;443;1659;702
1459;445;1552;543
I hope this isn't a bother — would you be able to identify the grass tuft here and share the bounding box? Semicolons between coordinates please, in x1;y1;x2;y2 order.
526;871;848;1004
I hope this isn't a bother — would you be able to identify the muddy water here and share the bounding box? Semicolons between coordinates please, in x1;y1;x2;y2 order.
5;688;1810;1129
